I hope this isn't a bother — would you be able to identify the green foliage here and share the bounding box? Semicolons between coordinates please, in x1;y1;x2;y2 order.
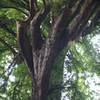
61;31;100;100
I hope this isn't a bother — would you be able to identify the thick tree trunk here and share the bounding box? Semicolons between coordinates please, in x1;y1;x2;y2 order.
31;63;50;100
30;48;51;100
30;41;68;100
16;1;99;100
31;76;49;100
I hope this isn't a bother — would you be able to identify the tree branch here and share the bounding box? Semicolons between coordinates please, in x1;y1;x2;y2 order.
48;0;84;42
0;54;20;90
2;55;17;76
28;0;36;20
68;0;99;41
31;0;50;27
81;8;100;37
51;6;71;38
16;21;34;75
30;0;50;50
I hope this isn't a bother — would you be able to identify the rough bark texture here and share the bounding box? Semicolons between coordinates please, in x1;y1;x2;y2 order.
16;0;100;100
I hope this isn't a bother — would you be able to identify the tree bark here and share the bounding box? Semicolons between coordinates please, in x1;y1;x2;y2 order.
31;73;49;100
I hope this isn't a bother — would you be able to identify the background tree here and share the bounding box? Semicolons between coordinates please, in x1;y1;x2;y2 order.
0;0;100;100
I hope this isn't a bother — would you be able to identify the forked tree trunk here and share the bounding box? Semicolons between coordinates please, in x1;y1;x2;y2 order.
30;36;65;100
16;0;99;100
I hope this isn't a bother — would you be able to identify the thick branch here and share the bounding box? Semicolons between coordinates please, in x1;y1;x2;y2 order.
31;1;50;50
31;0;50;27
52;6;71;35
16;21;34;75
28;0;36;20
81;8;100;37
68;0;99;41
48;0;84;41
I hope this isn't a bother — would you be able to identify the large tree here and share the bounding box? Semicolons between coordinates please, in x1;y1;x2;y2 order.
0;0;100;100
